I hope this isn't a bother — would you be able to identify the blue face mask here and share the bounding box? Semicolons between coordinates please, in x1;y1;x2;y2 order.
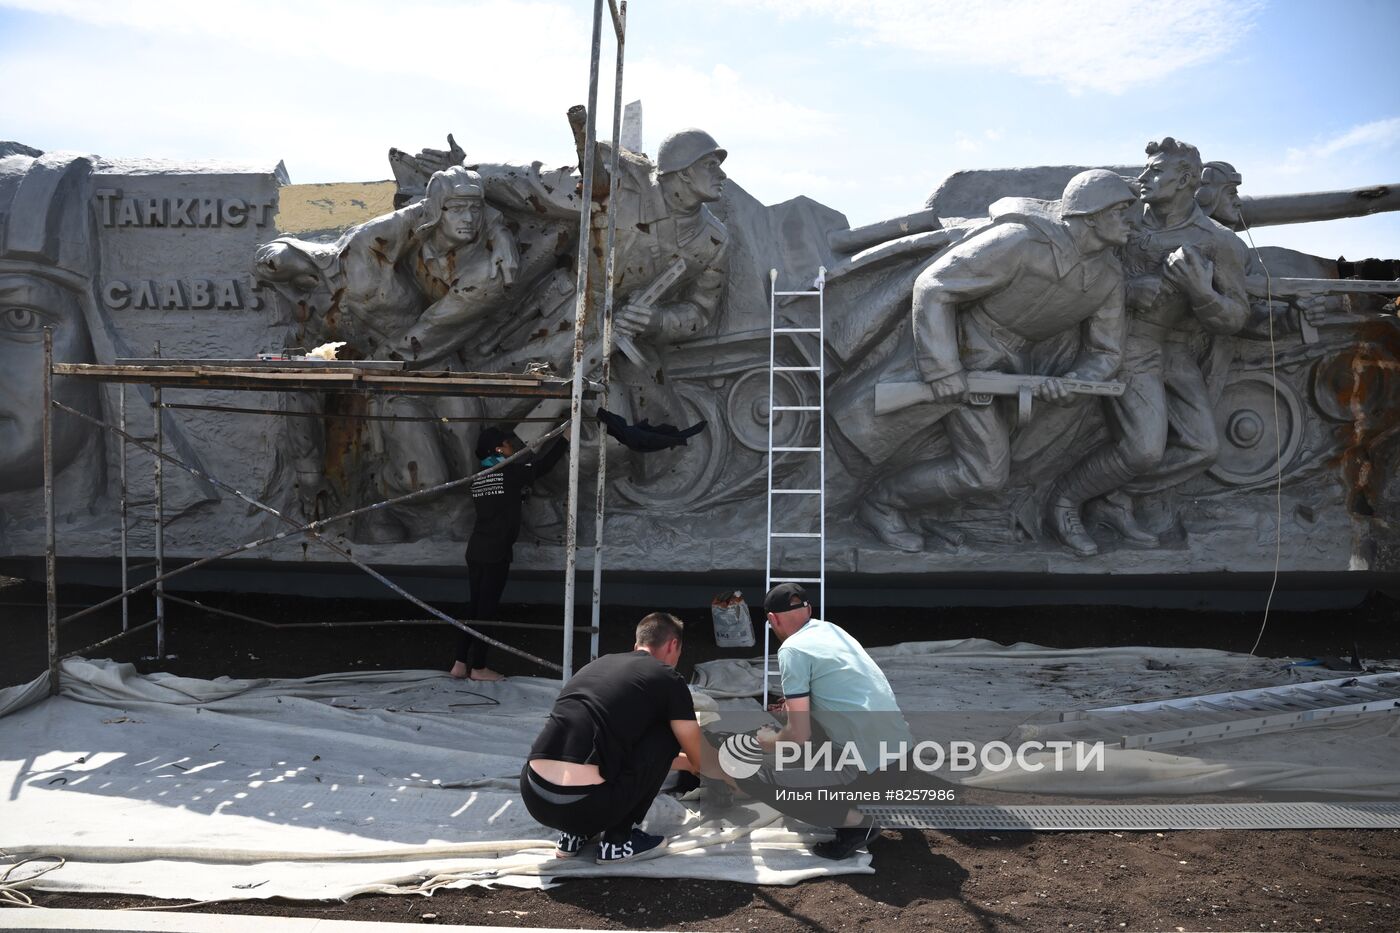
481;454;505;468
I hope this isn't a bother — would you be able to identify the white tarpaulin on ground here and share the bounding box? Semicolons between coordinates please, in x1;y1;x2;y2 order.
3;640;1398;902
0;659;859;902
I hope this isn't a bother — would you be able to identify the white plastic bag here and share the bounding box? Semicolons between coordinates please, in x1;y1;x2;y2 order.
711;591;754;648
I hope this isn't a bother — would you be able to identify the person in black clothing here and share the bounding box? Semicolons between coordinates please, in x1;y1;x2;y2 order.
520;612;709;864
449;425;568;681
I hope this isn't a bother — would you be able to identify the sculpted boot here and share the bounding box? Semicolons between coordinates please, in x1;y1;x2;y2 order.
1086;491;1159;547
1045;448;1138;557
855;490;924;552
1048;496;1098;557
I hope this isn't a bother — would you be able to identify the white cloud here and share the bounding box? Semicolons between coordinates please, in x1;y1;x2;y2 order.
0;0;831;186
727;0;1263;93
1278;118;1400;176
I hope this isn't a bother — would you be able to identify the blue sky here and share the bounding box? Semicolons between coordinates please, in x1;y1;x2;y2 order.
2;0;1397;259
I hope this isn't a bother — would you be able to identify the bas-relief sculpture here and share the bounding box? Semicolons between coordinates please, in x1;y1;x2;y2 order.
0;127;1396;580
0;148;282;552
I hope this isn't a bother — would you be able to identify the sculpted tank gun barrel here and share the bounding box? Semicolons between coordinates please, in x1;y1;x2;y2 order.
1238;183;1400;229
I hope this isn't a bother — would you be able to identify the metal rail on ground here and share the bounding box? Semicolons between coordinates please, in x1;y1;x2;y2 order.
860;801;1400;831
1058;672;1400;749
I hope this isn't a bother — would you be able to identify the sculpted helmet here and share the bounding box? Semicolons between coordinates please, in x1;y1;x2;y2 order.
426;165;485;205
1059;169;1138;218
656;129;727;175
1200;161;1242;188
0;152;96;285
1196;160;1243;215
415;166;486;237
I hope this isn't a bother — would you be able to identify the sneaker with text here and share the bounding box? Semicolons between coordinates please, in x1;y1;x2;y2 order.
594;829;669;864
555;830;595;858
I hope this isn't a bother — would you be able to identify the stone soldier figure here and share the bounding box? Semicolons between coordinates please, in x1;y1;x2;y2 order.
857;169;1137;551
1046;138;1251;556
610;129;730;345
253;167;539;538
466;128;731;380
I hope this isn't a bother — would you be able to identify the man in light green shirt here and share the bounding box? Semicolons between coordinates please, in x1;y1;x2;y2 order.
757;582;913;859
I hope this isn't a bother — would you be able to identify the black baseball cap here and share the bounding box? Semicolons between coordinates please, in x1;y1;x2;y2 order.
475;426;524;460
763;582;808;615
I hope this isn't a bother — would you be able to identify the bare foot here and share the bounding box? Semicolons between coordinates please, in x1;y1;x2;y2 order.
469;668;506;682
449;661;468;679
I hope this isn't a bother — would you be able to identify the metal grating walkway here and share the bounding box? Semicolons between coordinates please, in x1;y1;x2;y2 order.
859;802;1400;831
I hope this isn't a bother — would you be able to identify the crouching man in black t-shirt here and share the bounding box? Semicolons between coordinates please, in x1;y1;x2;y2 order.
520;612;707;864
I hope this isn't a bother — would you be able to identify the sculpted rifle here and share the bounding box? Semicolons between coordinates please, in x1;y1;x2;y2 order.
1254;277;1400;343
874;371;1126;423
612;257;688;367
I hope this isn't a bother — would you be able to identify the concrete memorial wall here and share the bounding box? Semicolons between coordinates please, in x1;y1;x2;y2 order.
0;132;1396;582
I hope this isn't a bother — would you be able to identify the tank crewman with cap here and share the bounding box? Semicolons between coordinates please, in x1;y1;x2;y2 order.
1044;139;1251;556
368;165;520;364
855;169;1137;552
1196;160;1325;340
254;166;526;537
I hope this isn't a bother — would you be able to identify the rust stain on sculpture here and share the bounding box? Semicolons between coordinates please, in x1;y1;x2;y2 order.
321;393;370;508
1331;319;1400;517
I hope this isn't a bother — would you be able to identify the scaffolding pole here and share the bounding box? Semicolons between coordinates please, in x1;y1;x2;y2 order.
43;329;58;696
152;347;166;659
591;0;627;663
564;0;626;680
40;363;595;691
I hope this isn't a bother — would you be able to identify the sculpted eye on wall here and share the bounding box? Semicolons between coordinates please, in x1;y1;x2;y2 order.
0;154;104;497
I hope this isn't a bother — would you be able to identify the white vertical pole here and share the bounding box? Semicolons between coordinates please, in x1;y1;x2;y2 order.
119;382;129;632
153;343;165;659
817;267;826;618
763;269;778;709
591;0;626;663
562;0;606;681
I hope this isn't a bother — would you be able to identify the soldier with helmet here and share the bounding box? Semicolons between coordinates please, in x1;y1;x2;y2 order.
430;126;732;374
611;128;730;343
1044;138;1251;556
854;168;1136;552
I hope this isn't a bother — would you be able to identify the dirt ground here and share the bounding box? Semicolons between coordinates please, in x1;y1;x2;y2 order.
3;576;1399;931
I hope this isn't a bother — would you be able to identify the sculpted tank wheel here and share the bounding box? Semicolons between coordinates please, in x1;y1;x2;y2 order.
1207;372;1305;486
613;384;729;509
727;369;810;453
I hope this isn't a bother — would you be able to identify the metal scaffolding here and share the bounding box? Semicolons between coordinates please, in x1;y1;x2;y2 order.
40;0;630;693
568;0;629;676
40;348;602;696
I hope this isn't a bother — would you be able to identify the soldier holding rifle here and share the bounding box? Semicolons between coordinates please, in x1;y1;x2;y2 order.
857;169;1137;552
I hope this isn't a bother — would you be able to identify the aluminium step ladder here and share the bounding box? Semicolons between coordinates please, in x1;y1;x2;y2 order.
763;267;827;707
